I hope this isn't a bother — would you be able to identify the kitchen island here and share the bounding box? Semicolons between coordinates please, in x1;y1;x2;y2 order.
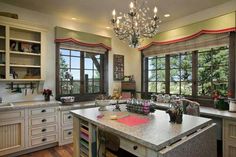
71;105;216;157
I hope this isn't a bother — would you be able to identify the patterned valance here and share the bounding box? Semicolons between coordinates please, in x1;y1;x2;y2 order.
55;27;111;51
139;12;236;51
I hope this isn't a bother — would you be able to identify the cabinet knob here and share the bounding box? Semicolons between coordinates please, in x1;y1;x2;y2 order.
68;131;72;135
42;119;47;123
41;109;46;113
133;146;138;150
68;115;72;119
42;128;47;132
42;138;47;142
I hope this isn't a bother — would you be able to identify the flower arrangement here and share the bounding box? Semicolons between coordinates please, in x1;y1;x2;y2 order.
42;89;53;101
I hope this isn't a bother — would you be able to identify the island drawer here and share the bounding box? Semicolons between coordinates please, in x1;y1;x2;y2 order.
61;111;73;125
62;128;73;141
0;110;24;121
120;137;146;157
29;115;57;127
29;107;57;116
30;134;57;147
30;124;57;137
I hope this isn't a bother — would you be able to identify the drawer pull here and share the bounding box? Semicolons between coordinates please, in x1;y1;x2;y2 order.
42;128;47;132
68;131;72;135
133;146;138;150
41;109;46;113
68;115;72;119
42;119;47;123
42;138;47;142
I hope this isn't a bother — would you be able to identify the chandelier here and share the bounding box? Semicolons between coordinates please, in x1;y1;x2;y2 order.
111;0;161;48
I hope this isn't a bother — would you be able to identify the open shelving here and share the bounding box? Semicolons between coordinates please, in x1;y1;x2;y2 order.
0;18;45;82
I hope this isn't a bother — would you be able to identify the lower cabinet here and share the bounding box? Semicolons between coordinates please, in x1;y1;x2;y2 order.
59;110;73;145
0;110;25;156
223;119;236;157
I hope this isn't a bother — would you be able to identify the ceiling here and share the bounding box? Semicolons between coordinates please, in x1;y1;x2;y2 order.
1;0;231;28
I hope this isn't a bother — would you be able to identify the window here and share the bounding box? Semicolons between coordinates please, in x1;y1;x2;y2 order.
57;47;108;101
197;46;229;97
145;45;230;98
148;56;165;93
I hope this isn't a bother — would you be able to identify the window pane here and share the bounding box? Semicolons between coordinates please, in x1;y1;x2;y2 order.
181;54;192;69
181;82;192;95
85;70;93;79
170;82;180;94
157;57;165;69
71;57;80;69
148;58;156;70
170;69;180;81
94;70;100;79
180;69;192;81
198;82;212;96
148;70;156;81
157;82;165;93
212;82;228;96
71;50;80;56
71;70;80;80
198;52;211;67
157;70;165;81
94;81;100;93
60;49;70;56
72;81;80;93
60;56;70;68
148;82;156;92
212;66;228;82
170;55;179;68
85;58;93;69
61;81;71;94
198;67;211;82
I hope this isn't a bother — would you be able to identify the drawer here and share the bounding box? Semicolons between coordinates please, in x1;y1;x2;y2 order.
30;125;57;137
29;107;57;116
30;134;57;147
0;110;24;121
30;115;57;127
62;128;73;141
62;111;73;125
224;119;236;141
120;137;146;157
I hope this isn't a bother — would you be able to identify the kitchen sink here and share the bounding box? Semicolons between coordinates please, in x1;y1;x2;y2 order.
0;102;14;107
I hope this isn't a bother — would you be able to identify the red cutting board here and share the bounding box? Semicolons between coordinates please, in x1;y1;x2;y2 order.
117;115;149;126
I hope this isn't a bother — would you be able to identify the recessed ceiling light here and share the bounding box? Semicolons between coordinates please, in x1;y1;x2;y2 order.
164;14;170;18
71;17;77;20
159;20;162;23
106;26;111;29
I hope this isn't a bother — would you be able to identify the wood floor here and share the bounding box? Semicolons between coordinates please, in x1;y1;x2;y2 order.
18;144;73;157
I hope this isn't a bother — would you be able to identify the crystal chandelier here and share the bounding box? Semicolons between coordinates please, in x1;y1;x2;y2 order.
111;0;161;48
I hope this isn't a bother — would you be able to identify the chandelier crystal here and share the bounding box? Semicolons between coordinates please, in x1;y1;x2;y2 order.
111;0;161;48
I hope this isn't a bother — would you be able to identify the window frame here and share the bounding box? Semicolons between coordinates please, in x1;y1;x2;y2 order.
55;43;109;102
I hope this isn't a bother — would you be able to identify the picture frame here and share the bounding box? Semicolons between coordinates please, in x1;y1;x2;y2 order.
113;54;124;81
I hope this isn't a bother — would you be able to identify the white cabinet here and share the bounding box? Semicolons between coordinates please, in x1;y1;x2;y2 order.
59;110;73;145
223;119;236;157
28;107;58;148
0;110;25;156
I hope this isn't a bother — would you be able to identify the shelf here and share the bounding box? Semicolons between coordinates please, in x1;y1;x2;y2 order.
10;64;41;68
0;50;5;53
0;36;5;39
10;38;41;44
0;79;43;82
10;51;41;56
0;64;5;66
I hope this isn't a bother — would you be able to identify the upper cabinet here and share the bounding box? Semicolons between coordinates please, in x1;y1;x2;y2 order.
0;17;46;81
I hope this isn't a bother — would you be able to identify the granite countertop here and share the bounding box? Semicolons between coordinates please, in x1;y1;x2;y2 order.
71;105;212;151
0;100;61;111
154;102;236;120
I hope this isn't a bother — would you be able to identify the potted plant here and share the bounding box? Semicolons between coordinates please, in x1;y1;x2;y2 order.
42;89;53;101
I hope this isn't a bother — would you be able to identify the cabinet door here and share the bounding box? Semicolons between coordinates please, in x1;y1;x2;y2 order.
0;119;25;156
223;119;236;157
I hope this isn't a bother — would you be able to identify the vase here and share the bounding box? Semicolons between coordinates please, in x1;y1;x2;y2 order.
44;95;50;101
